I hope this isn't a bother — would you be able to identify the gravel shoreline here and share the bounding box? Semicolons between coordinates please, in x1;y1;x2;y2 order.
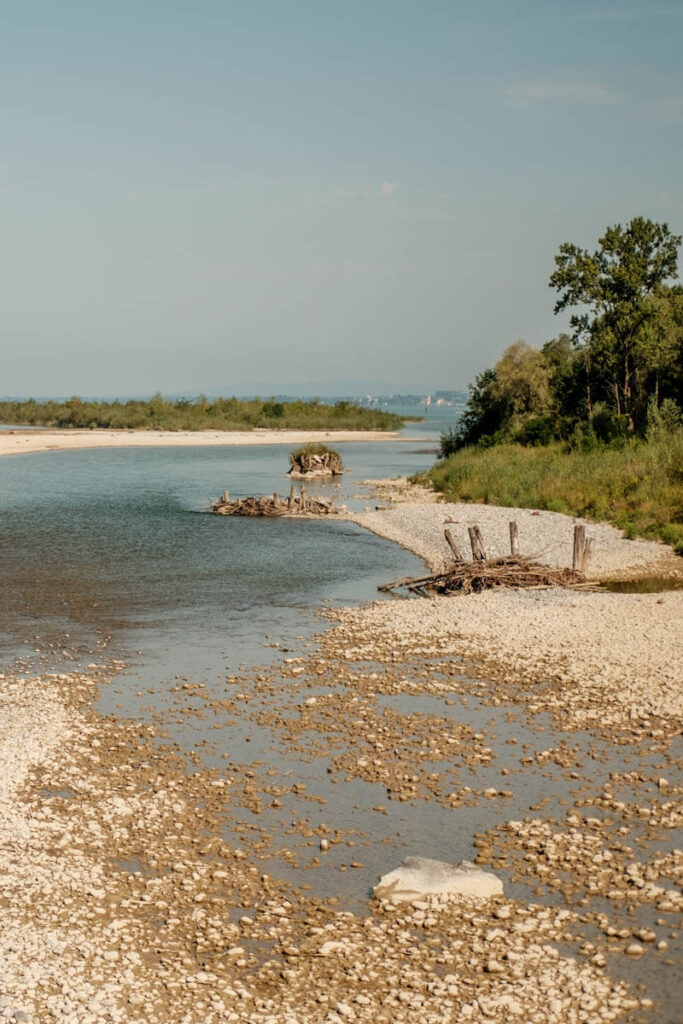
345;487;679;579
1;482;681;1023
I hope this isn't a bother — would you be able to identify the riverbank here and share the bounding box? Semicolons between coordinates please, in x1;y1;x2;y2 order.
347;479;681;578
1;485;681;1022
0;428;409;458
1;652;653;1024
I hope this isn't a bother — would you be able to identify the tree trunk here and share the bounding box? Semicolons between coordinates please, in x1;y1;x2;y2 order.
583;347;593;418
623;353;635;433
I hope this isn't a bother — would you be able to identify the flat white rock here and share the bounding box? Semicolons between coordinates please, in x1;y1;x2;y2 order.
374;856;503;903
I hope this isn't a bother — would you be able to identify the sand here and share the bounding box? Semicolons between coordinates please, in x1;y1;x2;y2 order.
0;427;405;458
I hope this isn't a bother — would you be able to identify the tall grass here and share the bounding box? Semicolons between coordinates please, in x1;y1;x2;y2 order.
0;396;404;432
423;431;683;553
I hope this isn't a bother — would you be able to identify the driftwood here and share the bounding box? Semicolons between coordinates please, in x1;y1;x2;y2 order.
211;486;338;517
379;556;585;596
379;523;595;597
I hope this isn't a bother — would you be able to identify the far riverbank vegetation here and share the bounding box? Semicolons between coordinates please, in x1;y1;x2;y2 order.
429;217;683;553
0;395;405;432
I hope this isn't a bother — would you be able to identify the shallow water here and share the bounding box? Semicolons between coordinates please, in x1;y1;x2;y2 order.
1;416;680;1021
602;576;683;594
0;438;432;662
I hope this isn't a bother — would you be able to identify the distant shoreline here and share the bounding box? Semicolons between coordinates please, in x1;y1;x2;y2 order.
0;427;413;458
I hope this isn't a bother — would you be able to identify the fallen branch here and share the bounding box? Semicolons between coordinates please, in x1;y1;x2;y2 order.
379;555;588;597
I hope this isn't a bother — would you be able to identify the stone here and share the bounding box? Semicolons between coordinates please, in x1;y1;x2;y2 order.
374;857;503;903
317;941;350;957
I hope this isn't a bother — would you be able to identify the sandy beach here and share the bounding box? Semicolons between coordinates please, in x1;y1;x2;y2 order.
0;428;407;458
0;478;681;1023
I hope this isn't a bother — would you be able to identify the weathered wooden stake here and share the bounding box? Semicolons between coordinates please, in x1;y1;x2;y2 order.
573;524;586;571
223;489;230;503
509;521;519;557
581;536;594;573
468;526;486;561
444;528;463;562
467;527;478;560
288;483;296;509
300;485;308;511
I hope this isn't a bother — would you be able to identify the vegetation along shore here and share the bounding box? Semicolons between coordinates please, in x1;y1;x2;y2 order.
433;218;683;553
0;395;405;432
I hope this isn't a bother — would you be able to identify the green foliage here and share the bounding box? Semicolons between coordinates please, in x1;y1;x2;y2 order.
423;433;683;553
549;217;681;432
646;396;682;440
589;404;629;445
0;395;404;432
491;340;551;419
513;414;557;446
450;219;681;452
288;443;341;465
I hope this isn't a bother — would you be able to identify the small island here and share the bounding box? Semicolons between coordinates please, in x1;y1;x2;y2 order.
287;443;343;478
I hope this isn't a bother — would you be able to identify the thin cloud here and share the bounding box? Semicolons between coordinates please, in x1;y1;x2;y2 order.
505;79;622;107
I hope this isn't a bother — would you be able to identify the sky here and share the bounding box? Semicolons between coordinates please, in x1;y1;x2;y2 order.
1;0;682;397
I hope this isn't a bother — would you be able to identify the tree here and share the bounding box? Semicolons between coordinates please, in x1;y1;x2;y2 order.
550;217;681;432
491;340;551;420
542;333;588;424
640;285;683;407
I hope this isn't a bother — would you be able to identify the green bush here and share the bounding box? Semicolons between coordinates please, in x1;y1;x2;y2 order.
514;415;557;446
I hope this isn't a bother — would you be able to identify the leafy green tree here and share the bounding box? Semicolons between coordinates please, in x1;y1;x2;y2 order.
440;367;508;453
491;340;551;420
640;285;683;407
550;217;681;432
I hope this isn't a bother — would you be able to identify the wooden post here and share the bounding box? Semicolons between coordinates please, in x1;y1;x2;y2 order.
300;485;308;512
272;492;280;509
581;536;594;573
573;524;585;571
468;526;486;561
444;528;463;562
223;489;230;503
467;527;478;560
288;483;296;510
509;521;519;557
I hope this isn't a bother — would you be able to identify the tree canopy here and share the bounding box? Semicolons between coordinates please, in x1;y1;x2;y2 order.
441;217;682;456
549;217;681;431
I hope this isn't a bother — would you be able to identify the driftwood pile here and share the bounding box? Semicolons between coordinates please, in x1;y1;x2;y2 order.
379;522;595;597
211;484;339;517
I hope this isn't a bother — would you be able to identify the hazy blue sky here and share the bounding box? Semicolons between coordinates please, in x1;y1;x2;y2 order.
2;1;682;396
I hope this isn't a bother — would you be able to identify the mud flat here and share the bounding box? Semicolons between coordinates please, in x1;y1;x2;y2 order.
0;428;406;459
